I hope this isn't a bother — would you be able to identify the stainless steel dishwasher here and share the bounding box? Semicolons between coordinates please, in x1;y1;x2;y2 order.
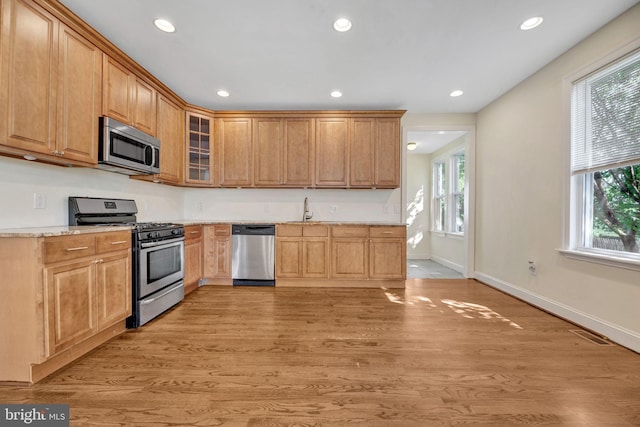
232;224;275;286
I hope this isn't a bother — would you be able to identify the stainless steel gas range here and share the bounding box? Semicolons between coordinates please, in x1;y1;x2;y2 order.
68;197;184;328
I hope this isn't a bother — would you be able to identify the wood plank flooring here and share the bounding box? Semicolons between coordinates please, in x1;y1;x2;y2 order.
1;279;639;426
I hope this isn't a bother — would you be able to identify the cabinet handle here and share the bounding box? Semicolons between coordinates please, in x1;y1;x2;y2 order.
110;240;128;245
189;231;200;234
382;231;393;234
66;246;89;251
92;258;104;264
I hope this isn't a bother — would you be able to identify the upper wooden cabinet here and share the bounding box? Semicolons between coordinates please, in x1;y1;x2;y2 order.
350;117;401;188
185;110;215;186
315;118;349;187
254;118;314;187
0;0;101;165
155;95;183;183
103;55;157;136
216;117;253;187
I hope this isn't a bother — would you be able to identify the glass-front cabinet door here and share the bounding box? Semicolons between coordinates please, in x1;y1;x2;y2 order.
185;111;215;186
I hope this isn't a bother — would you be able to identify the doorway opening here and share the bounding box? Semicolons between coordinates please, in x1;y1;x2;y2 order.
402;125;476;279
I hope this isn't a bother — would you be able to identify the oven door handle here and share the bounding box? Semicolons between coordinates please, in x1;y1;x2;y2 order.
140;238;184;249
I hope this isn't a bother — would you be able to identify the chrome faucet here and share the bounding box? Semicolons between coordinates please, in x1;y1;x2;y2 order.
302;197;313;222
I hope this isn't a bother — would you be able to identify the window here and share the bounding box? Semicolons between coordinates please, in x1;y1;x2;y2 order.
432;153;465;235
569;49;640;262
451;153;465;233
432;161;446;232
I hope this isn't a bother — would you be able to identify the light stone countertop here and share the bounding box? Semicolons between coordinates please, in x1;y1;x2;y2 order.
0;221;405;237
0;225;133;238
174;220;405;226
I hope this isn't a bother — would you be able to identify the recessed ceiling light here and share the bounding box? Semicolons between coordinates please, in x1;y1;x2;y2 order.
520;16;543;30
333;18;352;32
217;90;230;97
153;18;175;33
450;90;464;97
407;142;417;151
331;90;343;98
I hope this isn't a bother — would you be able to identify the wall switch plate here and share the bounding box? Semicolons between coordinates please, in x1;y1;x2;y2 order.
33;193;46;209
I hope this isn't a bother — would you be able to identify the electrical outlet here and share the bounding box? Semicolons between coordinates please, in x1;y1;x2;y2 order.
33;193;46;209
528;261;537;276
330;205;338;213
196;201;204;211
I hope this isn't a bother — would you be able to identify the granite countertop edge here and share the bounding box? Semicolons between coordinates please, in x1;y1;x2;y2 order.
0;221;405;237
0;225;133;238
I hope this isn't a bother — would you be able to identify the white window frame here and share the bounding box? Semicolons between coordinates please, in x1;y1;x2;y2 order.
432;161;446;233
449;152;465;235
561;42;640;272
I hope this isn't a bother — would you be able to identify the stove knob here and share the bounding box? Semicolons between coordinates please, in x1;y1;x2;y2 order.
171;229;178;235
147;232;154;239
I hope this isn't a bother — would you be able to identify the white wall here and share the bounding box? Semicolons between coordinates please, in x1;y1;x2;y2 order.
475;4;640;352
0;156;183;228
182;187;402;223
0;154;403;228
406;153;430;259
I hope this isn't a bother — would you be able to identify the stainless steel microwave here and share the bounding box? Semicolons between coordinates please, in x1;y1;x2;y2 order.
98;116;160;175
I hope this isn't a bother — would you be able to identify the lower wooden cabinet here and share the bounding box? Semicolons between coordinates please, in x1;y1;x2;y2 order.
203;224;232;284
184;225;203;294
276;224;405;287
0;230;131;383
276;224;329;279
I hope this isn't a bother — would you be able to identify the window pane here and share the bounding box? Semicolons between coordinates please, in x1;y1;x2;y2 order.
587;163;640;254
454;194;464;233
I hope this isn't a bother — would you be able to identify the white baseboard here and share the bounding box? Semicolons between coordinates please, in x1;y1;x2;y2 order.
431;256;464;274
475;272;640;354
407;253;429;260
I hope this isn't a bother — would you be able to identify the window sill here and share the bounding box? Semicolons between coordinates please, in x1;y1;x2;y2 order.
430;231;464;239
558;249;640;272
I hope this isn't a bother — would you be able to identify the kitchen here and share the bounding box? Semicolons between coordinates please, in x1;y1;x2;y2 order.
1;0;640;425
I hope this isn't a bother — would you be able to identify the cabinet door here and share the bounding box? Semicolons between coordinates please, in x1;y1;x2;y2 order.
156;95;183;183
184;237;202;294
375;118;400;188
95;251;131;328
283;119;314;186
217;118;253;187
330;238;369;279
253;118;283;186
185;112;214;185
302;238;329;278
369;238;405;279
276;238;302;278
203;225;232;278
350;118;375;187
46;259;97;355
132;78;157;136
315;118;348;187
0;0;57;154
102;55;132;125
56;24;101;164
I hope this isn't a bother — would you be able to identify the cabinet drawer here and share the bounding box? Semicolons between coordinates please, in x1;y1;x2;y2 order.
96;232;131;253
185;225;202;241
213;225;231;236
277;224;303;237
44;235;96;264
369;226;405;238
303;225;328;237
331;226;369;238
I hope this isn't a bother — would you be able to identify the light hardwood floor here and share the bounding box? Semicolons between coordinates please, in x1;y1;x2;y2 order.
1;279;639;426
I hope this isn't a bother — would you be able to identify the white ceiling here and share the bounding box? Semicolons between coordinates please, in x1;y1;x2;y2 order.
407;131;467;154
60;0;638;114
